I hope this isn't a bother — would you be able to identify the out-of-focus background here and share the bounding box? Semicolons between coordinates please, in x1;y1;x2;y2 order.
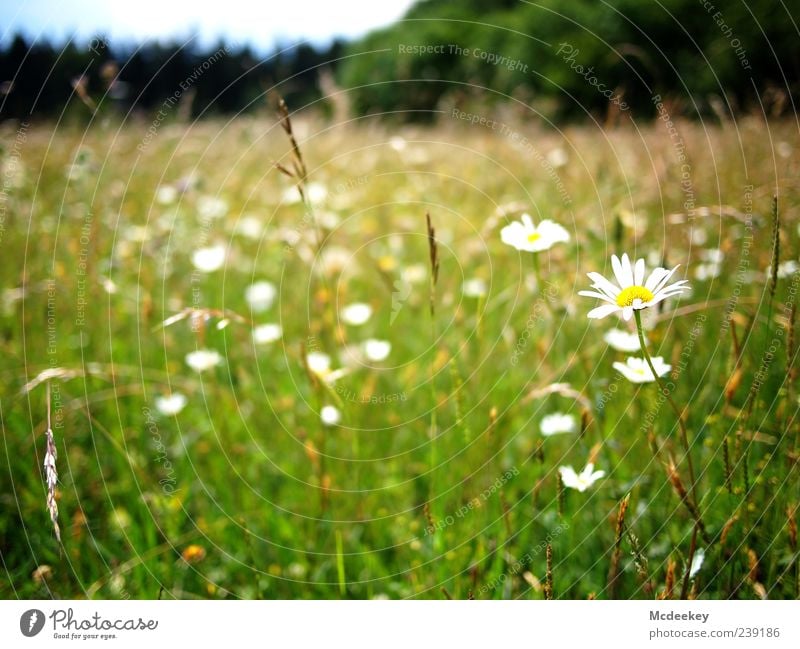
1;1;799;602
1;0;797;122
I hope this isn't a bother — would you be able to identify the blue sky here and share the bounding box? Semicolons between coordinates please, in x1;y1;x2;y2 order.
1;0;417;49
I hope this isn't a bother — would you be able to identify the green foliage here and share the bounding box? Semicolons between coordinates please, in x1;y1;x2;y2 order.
339;0;798;120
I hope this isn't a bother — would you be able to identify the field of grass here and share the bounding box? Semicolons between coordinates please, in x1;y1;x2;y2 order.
1;109;798;599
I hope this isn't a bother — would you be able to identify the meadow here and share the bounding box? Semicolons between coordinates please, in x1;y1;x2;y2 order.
0;107;798;600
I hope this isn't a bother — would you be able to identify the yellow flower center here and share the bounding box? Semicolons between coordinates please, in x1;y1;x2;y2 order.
527;231;541;243
616;285;655;307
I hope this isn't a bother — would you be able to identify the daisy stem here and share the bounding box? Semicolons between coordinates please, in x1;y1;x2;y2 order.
633;311;698;501
532;253;553;317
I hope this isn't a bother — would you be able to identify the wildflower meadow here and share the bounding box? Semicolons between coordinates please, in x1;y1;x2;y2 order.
1;106;798;602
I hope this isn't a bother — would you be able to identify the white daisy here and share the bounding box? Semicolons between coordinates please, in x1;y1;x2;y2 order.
362;339;391;362
155;393;187;416
245;281;277;312
579;253;690;320
320;405;341;426
559;463;605;492
192;245;226;273
603;328;645;352
540;413;577;437
252;323;282;345
500;213;570;252
613;356;671;384
341;302;372;326
462;278;488;298
185;349;223;372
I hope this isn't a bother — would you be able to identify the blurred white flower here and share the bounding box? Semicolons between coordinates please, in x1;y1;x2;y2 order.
236;215;263;240
185;349;223;372
540;413;577;437
198;196;228;220
613;356;671;383
282;182;327;205
500;213;569;252
689;548;706;578
341;302;372;326
389;136;407;151
580;253;690;320
363;339;391;362
156;185;177;205
252;323;282;345
192;245;226;272
771;260;800;279
694;263;722;281
307;351;331;374
245;281;277;312
603;328;644;352
462;278;488;298
546;147;568;168
320;405;341;426
155;393;187;416
318;246;353;275
700;248;724;264
306;351;348;384
402;264;428;284
559;463;605;492
101;277;118;294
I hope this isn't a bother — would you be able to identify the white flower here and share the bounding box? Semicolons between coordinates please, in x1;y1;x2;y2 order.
282;182;327;205
389;136;407;151
363;339;391;362
540;413;577;437
462;278;488;298
320;405;341;426
559;463;605;492
604;328;644;352
694;263;721;281
185;349;223;372
245;281;277;312
236;215;263;240
155;393;187;416
198;196;228;220
341;302;372;326
402;264;428;284
306;351;348;384
307;351;331;374
500;213;570;252
192;245;226;273
689;548;706;578
700;248;724;264
156;185;177;205
613;356;671;384
770;260;800;279
546;147;568;168
252;323;282;345
579;253;690;320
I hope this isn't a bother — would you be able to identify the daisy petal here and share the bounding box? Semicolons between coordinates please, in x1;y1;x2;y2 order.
634;258;645;285
587;272;621;297
588;304;620;319
578;290;616;303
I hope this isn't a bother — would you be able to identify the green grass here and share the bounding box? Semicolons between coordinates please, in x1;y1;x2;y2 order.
1;112;798;599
